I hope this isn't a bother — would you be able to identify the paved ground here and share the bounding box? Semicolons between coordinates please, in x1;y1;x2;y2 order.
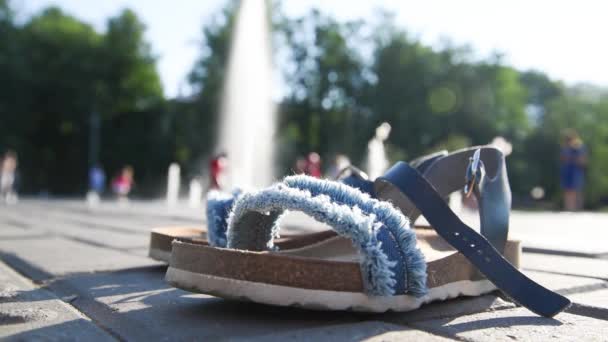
1;199;607;341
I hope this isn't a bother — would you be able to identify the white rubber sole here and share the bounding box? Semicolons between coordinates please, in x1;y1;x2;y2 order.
166;267;497;312
148;248;171;263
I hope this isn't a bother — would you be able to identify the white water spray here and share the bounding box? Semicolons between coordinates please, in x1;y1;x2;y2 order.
366;122;392;179
218;0;276;189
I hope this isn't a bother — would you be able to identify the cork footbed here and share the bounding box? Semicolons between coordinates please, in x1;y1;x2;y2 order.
166;230;521;312
149;226;340;262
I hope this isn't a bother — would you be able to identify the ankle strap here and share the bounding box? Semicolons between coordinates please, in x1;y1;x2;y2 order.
409;146;510;253
376;162;570;317
342;147;510;253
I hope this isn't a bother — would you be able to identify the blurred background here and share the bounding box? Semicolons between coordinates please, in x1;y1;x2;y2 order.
1;0;606;210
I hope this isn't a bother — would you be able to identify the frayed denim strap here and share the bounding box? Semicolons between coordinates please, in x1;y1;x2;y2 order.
283;176;426;296
226;176;427;297
206;190;241;247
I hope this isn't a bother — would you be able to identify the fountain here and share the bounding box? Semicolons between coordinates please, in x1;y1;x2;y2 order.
218;0;276;189
366;122;392;179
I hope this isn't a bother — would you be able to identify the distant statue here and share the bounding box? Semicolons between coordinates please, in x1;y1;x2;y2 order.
366;122;392;179
167;163;181;207
560;129;587;211
188;178;203;208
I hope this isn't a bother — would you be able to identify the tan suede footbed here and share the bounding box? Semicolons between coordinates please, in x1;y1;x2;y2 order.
169;230;521;293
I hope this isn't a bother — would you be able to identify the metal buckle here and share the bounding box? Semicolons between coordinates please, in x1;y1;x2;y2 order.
464;149;481;198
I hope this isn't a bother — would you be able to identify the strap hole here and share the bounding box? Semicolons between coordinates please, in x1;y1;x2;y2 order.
454;232;460;236
470;243;476;248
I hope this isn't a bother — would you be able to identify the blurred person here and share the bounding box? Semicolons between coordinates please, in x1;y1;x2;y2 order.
306;152;322;178
209;153;228;190
294;156;307;174
112;166;134;200
328;154;351;179
560;129;587;211
87;164;105;206
89;164;106;194
0;150;19;204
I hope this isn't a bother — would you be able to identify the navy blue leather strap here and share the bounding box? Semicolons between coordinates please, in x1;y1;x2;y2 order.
376;162;571;317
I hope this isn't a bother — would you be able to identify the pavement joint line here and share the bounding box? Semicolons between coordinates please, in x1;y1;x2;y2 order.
0;249;163;284
0;234;53;241
496;289;608;322
59;235;147;254
523;247;608;260
43;264;168;283
15;199;203;223
34;215;146;236
47;283;126;342
0;252;55;282
554;282;608;296
1;206;148;236
401;322;467;341
565;303;608;321
1;226;147;258
522;267;608;281
407;320;477;342
0;219;31;229
0;260;122;342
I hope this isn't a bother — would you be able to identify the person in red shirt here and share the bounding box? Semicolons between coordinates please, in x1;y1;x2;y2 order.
306;152;322;178
210;153;228;190
112;166;134;199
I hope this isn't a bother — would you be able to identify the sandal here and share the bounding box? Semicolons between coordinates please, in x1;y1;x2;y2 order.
148;151;448;262
166;149;570;317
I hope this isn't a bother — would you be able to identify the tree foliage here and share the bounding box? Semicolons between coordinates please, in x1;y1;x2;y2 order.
0;3;165;194
2;1;608;208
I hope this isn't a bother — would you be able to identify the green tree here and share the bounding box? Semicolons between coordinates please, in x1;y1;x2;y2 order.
98;9;167;195
179;0;238;175
279;10;369;170
0;5;165;194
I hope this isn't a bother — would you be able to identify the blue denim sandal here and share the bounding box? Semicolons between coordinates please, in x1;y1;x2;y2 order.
166;147;570;317
148;151;448;262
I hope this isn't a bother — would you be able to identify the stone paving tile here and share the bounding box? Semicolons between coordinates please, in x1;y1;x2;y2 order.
2;206;151;235
0;213;149;252
47;266;372;341
509;212;608;256
0;236;159;281
0;261;114;341
411;307;608;341
522;253;608;280
242;321;453;341
19;199;203;223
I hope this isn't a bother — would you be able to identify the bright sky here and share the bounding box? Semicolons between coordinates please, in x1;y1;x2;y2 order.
18;0;608;98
